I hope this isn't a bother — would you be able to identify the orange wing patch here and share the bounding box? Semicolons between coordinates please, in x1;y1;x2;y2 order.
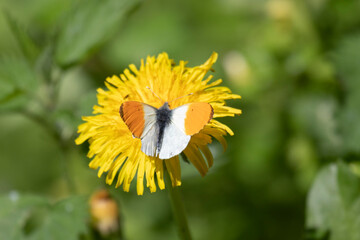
184;102;214;135
120;101;145;138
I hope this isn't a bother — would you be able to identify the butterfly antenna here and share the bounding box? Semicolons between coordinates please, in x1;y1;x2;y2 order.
146;86;164;102
168;93;193;103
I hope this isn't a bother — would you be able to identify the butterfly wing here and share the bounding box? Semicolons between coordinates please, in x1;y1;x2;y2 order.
157;121;191;159
182;102;214;135
140;117;159;158
120;101;159;156
157;102;213;159
120;101;214;160
120;101;156;138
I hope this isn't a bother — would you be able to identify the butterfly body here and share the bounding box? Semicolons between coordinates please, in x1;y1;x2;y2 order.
120;101;213;159
155;102;172;154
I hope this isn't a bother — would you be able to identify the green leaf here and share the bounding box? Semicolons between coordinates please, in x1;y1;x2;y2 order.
3;11;40;63
28;196;90;240
333;34;360;95
337;161;360;208
0;194;90;240
0;55;39;105
338;94;360;155
55;0;141;68
333;34;360;155
306;162;360;240
289;94;341;157
0;193;48;240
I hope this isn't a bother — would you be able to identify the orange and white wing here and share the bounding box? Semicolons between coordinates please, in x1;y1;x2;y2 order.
157;102;213;159
172;102;213;135
120;101;159;157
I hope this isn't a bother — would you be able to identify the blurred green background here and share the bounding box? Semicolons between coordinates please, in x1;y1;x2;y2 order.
1;0;360;239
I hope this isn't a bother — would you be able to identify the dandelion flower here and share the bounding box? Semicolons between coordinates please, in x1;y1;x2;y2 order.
75;52;241;195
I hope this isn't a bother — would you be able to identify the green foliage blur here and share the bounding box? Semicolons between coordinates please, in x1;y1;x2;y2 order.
0;0;360;239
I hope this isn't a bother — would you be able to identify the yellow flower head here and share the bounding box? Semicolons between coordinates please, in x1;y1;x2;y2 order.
75;52;241;195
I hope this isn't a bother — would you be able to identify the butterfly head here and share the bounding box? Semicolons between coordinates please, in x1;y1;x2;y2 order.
157;102;172;123
160;102;170;109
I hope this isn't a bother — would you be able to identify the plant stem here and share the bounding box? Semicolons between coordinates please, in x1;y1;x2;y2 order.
164;170;192;240
20;109;77;194
59;142;77;194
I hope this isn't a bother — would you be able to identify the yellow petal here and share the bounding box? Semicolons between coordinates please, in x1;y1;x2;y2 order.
136;154;146;195
184;145;208;177
165;156;181;187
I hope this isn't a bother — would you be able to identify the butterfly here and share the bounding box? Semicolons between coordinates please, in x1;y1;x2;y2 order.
120;101;213;159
